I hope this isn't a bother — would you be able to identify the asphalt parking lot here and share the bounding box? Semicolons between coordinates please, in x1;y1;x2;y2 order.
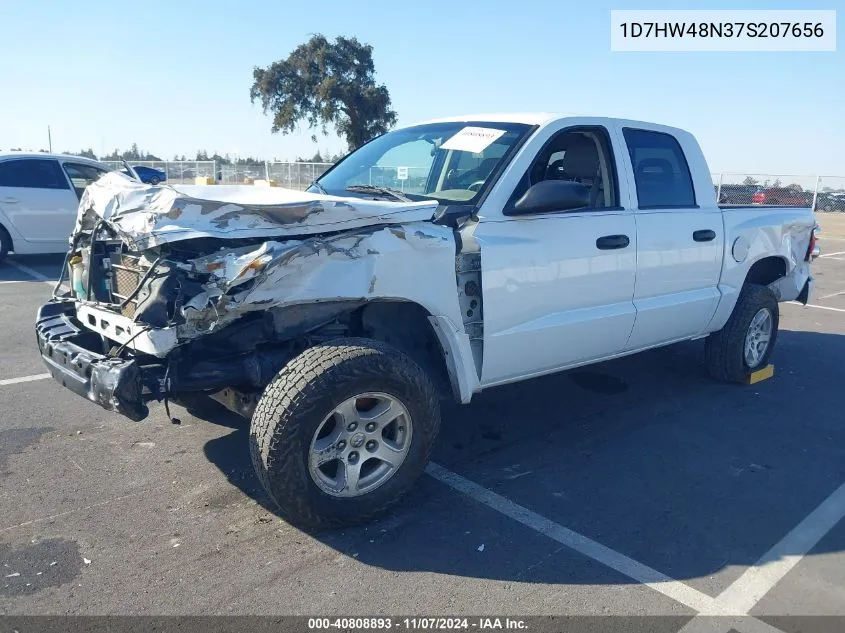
1;215;845;630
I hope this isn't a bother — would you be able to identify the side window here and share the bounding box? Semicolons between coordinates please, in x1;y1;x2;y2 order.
0;159;69;190
509;127;618;210
63;163;108;199
623;129;696;208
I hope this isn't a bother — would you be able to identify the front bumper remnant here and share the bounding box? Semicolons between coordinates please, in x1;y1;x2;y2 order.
35;301;149;421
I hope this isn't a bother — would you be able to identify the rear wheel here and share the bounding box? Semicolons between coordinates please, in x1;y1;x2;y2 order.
249;338;441;528
149;176;160;185
0;225;11;264
705;284;779;383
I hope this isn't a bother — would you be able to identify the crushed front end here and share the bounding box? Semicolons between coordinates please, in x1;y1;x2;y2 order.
35;173;451;421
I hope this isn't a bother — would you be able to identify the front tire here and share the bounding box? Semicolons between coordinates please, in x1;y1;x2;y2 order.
249;338;441;528
705;284;779;383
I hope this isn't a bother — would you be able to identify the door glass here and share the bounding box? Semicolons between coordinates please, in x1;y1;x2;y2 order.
0;159;70;189
623;129;696;208
63;163;109;199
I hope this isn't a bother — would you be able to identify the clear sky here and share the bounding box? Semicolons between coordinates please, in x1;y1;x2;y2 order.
0;0;841;177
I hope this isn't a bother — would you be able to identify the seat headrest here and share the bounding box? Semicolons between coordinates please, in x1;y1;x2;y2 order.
636;158;674;183
560;137;600;179
545;159;568;180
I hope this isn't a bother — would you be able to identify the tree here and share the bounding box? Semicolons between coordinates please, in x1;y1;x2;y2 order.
250;35;397;151
296;151;325;163
101;144;161;162
772;178;783;188
742;176;759;186
69;148;98;160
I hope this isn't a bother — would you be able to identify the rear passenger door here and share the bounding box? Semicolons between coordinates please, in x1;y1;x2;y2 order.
0;158;78;244
622;128;723;350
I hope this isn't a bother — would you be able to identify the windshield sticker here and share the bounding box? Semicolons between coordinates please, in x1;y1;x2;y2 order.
440;127;507;154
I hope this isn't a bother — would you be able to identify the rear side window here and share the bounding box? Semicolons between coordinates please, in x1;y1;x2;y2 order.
0;159;69;190
623;129;696;208
63;162;108;198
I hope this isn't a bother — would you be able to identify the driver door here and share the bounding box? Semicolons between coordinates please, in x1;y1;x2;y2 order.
474;126;638;387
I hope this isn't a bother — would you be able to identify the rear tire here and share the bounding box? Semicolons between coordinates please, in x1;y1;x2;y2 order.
249;338;441;528
705;284;779;383
0;225;11;264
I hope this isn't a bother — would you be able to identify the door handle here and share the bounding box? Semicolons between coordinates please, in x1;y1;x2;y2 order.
1;197;18;204
596;234;630;250
693;229;716;242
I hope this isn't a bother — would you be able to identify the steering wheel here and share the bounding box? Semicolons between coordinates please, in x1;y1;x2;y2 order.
467;180;486;192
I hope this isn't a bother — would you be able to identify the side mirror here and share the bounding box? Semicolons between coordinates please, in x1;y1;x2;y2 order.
509;180;590;215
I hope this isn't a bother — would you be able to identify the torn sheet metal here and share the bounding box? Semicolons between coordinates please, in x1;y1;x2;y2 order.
76;172;439;250
178;223;458;339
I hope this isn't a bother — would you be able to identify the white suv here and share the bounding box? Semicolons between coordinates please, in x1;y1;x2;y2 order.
0;152;112;263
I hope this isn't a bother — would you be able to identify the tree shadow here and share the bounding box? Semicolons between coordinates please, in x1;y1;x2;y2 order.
198;329;845;587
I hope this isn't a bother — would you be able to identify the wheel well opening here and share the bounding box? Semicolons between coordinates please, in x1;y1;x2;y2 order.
745;256;787;287
351;302;454;400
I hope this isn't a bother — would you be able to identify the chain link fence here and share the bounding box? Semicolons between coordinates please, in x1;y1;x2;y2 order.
215;163;335;189
101;160;217;185
816;176;845;212
218;164;267;185
712;173;845;212
362;166;430;193
101;161;845;212
268;162;334;190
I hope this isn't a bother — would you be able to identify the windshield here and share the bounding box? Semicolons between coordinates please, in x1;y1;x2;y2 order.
314;121;532;203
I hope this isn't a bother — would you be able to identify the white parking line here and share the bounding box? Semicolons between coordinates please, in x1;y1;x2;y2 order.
714;480;845;614
428;462;845;631
818;289;845;300
5;259;53;283
0;373;50;386
425;462;730;614
788;302;845;313
819;251;845;258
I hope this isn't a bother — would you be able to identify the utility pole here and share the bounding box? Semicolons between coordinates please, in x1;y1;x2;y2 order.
47;126;52;152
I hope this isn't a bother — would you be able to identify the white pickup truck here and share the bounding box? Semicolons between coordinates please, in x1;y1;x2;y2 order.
36;114;818;527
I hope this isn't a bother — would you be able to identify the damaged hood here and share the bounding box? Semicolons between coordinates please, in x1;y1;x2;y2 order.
76;172;439;250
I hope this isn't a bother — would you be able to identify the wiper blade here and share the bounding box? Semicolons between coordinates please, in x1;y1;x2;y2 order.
345;184;410;202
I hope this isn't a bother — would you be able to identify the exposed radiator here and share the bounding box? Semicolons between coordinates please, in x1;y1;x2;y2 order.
108;254;146;319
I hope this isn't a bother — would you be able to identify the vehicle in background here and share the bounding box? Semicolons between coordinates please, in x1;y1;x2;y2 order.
121;165;166;185
0;152;113;262
815;192;845;212
715;184;762;205
35;114;817;527
752;187;807;206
